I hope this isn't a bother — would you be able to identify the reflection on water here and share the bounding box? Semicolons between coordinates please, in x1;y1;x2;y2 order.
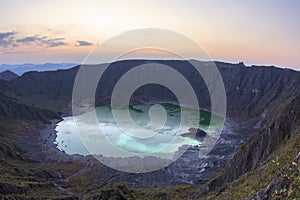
55;104;222;158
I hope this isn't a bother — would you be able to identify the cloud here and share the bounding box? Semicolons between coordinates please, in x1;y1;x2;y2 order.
0;31;68;49
0;32;16;40
45;38;67;47
16;35;46;43
16;35;67;47
0;32;18;47
3;51;32;55
75;40;93;46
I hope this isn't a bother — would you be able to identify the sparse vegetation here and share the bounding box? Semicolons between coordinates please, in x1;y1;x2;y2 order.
272;153;300;199
205;128;300;200
0;61;299;199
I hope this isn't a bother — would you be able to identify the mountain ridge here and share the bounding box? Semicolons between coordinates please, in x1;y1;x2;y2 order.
0;70;18;81
0;59;299;199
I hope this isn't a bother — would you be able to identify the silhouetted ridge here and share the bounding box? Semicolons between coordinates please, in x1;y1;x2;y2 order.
0;70;18;81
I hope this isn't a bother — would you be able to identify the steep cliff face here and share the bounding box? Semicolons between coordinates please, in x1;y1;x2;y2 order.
219;64;299;119
0;60;299;199
204;95;300;198
1;60;299;120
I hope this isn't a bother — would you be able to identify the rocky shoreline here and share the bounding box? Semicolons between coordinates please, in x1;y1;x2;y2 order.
17;114;260;188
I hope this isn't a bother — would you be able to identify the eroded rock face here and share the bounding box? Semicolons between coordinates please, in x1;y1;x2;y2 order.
1;60;299;120
0;60;299;198
204;95;300;196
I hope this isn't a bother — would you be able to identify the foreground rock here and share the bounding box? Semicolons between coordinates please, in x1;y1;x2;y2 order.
180;128;207;141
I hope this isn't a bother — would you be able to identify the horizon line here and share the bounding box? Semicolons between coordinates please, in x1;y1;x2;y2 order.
0;59;299;71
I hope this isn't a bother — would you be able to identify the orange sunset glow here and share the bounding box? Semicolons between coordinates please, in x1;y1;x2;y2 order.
0;0;299;69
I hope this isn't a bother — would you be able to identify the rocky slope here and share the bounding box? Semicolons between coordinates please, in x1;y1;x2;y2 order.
203;94;300;199
1;60;299;119
0;91;61;122
0;60;299;199
0;70;18;81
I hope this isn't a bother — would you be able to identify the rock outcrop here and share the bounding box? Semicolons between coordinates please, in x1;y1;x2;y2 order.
180;128;207;141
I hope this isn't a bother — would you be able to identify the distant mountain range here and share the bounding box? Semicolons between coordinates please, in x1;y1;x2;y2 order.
0;63;77;75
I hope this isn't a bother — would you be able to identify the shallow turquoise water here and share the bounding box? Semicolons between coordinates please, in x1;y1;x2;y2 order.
55;104;222;158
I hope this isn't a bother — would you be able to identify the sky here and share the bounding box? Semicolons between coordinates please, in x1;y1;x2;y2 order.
0;0;299;70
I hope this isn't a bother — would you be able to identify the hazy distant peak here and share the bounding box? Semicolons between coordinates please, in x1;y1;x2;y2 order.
0;63;77;75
